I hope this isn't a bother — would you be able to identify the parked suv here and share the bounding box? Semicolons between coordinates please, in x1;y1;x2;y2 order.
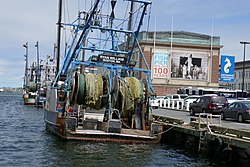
189;95;228;116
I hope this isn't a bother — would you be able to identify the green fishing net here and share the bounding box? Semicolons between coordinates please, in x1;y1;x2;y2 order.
119;77;144;117
85;73;103;109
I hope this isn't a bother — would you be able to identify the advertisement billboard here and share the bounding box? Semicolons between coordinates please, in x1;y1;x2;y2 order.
153;51;168;78
220;55;235;82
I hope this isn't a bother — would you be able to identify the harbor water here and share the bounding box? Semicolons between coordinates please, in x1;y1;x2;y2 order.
0;92;229;167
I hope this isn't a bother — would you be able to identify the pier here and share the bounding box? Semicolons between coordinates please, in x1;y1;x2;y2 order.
153;108;250;166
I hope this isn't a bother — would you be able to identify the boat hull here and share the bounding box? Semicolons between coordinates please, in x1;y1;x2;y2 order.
44;109;161;144
24;97;36;105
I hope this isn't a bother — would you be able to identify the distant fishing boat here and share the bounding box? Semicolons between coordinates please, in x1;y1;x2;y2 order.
37;54;56;108
44;0;162;143
22;42;36;105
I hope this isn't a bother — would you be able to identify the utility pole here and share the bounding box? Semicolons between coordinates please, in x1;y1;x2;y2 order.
240;41;250;97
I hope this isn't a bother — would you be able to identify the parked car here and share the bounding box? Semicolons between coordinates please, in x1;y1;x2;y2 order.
150;96;165;109
237;97;250;100
189;94;228;116
220;101;250;123
226;98;238;104
183;95;200;109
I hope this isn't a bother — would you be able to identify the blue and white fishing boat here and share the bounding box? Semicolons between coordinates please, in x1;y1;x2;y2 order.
44;0;162;143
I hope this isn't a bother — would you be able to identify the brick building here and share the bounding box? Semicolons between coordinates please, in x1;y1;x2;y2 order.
135;31;223;96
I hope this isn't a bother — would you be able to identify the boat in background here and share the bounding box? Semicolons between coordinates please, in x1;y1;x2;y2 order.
22;41;56;107
22;42;36;105
44;0;163;143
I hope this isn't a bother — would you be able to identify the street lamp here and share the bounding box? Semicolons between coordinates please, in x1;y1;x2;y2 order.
240;41;250;97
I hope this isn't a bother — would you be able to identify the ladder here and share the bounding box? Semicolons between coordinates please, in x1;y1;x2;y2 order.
198;131;206;152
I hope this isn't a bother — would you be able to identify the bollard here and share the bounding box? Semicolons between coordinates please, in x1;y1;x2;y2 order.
172;100;175;109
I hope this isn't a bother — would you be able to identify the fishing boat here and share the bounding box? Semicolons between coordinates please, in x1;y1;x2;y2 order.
44;0;162;143
23;41;50;107
23;42;36;105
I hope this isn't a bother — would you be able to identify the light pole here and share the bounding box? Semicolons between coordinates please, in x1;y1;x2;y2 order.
240;41;250;97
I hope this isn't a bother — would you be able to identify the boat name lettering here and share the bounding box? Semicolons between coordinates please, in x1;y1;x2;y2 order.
98;55;126;65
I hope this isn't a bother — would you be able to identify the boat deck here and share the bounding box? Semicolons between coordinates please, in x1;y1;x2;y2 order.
64;126;159;143
73;128;151;138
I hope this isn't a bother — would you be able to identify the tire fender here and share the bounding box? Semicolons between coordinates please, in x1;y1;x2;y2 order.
245;148;250;159
222;147;233;162
214;137;223;153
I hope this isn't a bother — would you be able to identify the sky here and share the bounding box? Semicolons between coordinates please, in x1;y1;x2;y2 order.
0;0;250;88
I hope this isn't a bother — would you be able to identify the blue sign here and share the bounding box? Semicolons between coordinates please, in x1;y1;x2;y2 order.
220;55;235;82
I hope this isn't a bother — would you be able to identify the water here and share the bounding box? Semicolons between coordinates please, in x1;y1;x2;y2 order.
0;92;224;167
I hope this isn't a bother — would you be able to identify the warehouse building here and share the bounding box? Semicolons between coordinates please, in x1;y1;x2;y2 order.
135;31;223;96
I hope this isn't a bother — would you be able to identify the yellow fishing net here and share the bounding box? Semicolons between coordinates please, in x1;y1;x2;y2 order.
85;73;103;109
119;77;144;118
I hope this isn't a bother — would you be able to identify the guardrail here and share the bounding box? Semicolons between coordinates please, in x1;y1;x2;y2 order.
190;113;221;133
158;99;187;110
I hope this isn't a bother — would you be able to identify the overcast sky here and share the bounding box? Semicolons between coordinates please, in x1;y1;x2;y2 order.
0;0;250;88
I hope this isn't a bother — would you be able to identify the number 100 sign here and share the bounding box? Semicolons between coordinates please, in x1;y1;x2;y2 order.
153;66;168;78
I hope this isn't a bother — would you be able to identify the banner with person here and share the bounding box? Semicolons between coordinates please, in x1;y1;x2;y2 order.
170;51;208;80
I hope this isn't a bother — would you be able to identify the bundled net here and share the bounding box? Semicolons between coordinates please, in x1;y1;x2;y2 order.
119;77;144;118
85;73;103;109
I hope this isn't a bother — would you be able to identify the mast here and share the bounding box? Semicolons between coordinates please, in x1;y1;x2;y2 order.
110;0;117;51
80;11;87;74
35;41;40;107
56;0;63;75
126;1;134;51
35;41;40;83
122;1;133;77
23;42;29;91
